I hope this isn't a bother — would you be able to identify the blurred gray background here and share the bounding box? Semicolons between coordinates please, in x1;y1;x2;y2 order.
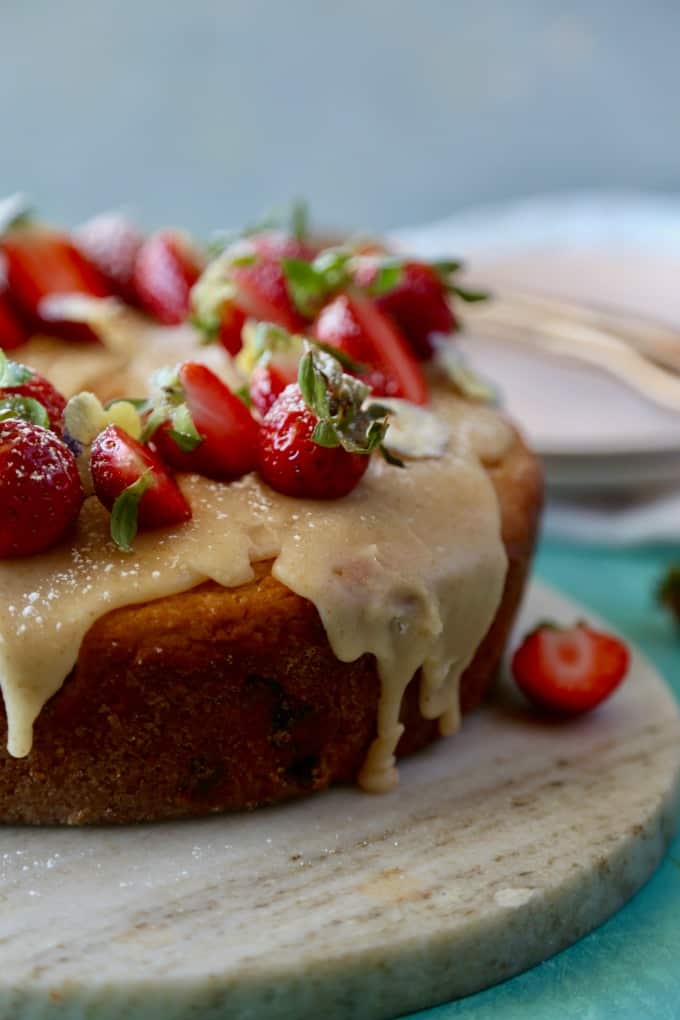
1;1;679;234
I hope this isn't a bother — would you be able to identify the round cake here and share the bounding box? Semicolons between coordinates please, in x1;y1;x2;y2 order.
0;203;542;824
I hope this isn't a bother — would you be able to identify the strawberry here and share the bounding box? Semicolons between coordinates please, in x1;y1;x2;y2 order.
149;362;259;479
0;419;83;557
258;384;370;499
217;301;247;355
0;355;66;433
248;230;316;261
133;230;204;325
90;425;191;550
356;260;456;361
0;292;28;350
313;291;428;405
511;622;629;715
0;227;112;342
74;212;144;304
231;256;307;332
249;359;297;417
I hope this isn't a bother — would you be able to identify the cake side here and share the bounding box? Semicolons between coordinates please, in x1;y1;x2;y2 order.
0;427;542;825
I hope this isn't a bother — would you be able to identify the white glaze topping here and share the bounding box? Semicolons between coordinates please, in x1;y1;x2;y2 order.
0;370;511;788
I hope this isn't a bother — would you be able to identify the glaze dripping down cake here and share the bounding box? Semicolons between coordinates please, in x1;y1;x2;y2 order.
0;200;542;823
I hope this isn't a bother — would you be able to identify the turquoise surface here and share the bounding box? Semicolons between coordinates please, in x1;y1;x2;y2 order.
411;538;680;1019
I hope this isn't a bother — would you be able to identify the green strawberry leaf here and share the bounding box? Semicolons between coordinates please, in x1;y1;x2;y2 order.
282;258;328;318
168;403;203;453
311;420;340;448
110;470;154;552
451;284;489;303
0;350;34;387
431;258;464;277
366;260;404;296
0;394;50;428
290;199;309;241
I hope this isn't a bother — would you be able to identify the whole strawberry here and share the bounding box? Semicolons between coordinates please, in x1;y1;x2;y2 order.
0;354;66;433
258;384;370;499
0;419;83;557
74;212;144;305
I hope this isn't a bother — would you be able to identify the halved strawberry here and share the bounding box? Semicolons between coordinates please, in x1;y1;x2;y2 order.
258;383;370;499
90;425;191;550
217;301;247;355
149;362;259;480
511;622;630;715
0;355;66;433
313;290;428;405
133;230;204;325
0;292;28;350
356;260;456;361
0;419;83;557
74;212;144;304
231;256;307;333
0;227;112;342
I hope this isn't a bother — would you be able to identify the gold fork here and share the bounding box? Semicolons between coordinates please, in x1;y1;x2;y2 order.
462;289;680;413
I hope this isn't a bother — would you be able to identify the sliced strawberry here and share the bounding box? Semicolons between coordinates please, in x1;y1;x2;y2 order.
249;359;297;418
512;622;630;715
0;360;66;433
90;425;191;544
313;291;428;405
0;292;28;350
356;260;456;361
231;256;307;333
74;212;144;304
0;419;83;557
133;230;204;325
0;227;112;342
258;383;370;499
150;362;259;480
217;301;247;356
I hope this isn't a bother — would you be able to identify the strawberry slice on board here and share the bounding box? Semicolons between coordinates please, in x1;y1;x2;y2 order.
313;290;429;405
133;230;204;325
148;361;259;480
90;424;192;551
511;621;630;715
74;212;144;305
0;227;113;342
0;291;29;350
0;419;83;557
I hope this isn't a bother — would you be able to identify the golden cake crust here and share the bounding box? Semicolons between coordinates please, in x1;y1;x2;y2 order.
0;425;542;824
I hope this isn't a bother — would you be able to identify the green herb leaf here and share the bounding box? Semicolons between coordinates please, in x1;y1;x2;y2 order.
367;261;404;296
0;350;34;387
431;258;464;277
282;258;327;318
290;199;309;241
451;284;489;303
234;384;253;408
110;470;154;553
0;394;50;428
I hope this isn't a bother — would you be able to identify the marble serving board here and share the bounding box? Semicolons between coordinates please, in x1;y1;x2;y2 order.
0;580;678;1020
